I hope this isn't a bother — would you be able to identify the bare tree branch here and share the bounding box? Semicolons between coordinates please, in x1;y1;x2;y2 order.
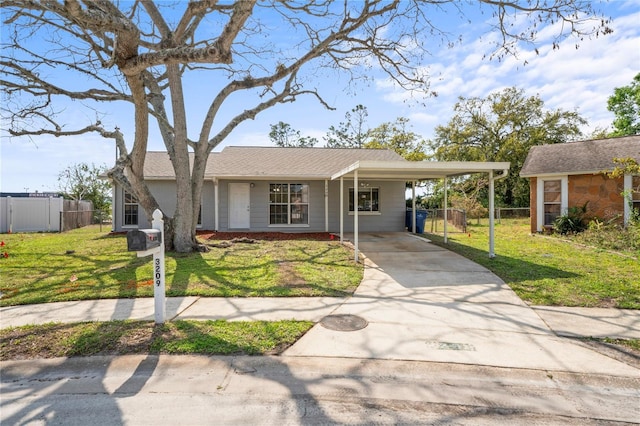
1;0;611;251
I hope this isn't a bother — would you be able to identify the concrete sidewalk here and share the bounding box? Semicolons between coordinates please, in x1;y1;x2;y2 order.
0;296;345;328
3;295;638;340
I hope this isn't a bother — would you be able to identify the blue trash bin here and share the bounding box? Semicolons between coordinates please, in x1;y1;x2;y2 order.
406;209;428;233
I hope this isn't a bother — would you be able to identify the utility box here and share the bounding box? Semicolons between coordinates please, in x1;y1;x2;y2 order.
127;229;162;251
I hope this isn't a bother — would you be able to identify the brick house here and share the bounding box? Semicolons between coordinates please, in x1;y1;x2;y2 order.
520;135;640;233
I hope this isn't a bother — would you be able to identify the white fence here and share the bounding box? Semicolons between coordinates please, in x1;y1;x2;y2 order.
0;196;64;233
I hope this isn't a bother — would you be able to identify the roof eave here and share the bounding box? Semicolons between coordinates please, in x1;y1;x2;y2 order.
331;160;511;181
520;168;615;178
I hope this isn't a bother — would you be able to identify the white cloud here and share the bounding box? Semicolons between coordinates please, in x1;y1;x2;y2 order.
375;3;639;138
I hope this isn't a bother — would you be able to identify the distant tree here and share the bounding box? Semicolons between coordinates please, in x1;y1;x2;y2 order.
430;87;587;207
607;73;640;136
325;105;369;148
268;122;317;147
58;162;111;215
1;1;611;252
588;127;610;140
364;117;428;161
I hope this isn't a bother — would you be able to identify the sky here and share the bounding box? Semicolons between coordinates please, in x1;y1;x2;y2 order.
1;1;639;194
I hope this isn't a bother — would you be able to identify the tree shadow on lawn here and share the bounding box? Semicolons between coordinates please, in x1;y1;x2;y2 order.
165;242;358;298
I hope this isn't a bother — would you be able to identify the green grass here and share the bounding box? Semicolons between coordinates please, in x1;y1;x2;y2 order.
0;320;313;360
424;219;640;309
0;226;363;306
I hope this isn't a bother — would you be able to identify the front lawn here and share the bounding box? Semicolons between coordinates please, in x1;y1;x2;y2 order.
0;226;363;306
0;320;313;360
425;219;640;309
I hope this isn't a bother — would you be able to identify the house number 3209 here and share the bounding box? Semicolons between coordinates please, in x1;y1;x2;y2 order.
155;258;161;287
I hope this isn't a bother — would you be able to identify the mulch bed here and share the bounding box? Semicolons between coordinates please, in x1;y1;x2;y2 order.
197;231;334;241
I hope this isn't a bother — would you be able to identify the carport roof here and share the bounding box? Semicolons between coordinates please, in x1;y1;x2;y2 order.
331;160;511;181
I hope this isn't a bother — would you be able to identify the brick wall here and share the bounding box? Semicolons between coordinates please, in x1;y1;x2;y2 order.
568;174;624;222
528;174;625;233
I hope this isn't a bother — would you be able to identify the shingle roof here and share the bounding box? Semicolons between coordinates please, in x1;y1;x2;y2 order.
520;135;640;177
211;146;404;178
142;151;218;179
142;146;405;179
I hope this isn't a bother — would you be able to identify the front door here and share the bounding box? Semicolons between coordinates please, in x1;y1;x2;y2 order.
229;183;250;229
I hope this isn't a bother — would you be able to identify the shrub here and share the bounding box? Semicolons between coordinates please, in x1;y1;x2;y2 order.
553;202;589;235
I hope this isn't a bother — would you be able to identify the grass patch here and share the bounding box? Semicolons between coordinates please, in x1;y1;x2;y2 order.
0;320;313;360
596;337;640;352
425;219;640;309
0;226;362;306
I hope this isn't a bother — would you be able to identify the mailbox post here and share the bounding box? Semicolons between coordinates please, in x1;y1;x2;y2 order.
126;209;165;324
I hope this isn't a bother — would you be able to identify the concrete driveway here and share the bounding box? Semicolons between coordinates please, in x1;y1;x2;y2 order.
284;233;639;376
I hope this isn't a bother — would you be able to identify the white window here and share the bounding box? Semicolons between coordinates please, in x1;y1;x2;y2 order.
123;190;138;226
269;183;309;225
543;180;561;226
349;187;379;212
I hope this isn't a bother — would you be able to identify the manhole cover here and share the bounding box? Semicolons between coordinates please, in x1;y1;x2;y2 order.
321;314;368;331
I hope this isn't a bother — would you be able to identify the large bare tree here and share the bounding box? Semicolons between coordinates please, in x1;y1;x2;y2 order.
1;1;610;252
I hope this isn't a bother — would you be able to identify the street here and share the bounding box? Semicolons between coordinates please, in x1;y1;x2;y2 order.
2;355;638;425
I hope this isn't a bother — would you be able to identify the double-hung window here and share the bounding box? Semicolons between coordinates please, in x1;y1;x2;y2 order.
543;180;561;226
269;183;309;225
123;190;139;226
349;187;379;213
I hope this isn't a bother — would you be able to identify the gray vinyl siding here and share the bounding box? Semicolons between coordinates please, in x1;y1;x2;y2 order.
113;178;406;233
217;179;406;233
112;180;216;231
327;180;406;233
218;180;325;232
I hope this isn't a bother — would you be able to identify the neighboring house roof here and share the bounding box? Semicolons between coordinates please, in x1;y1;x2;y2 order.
520;135;640;178
143;146;405;180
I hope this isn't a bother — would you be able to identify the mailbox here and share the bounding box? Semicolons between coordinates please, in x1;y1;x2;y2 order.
127;229;162;251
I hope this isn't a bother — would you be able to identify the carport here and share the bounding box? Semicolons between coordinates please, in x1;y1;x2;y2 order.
331;160;510;261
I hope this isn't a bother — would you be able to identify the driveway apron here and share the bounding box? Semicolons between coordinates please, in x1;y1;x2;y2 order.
284;233;639;376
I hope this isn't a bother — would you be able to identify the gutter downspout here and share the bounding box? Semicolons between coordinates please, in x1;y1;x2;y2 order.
489;168;509;258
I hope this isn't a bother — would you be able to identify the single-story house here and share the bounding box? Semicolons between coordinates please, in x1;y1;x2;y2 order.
111;146;510;258
520;135;640;233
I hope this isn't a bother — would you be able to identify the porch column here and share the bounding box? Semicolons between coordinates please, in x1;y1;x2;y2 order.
489;170;496;258
353;170;359;262
214;178;219;231
111;185;116;232
324;180;329;232
340;177;344;243
411;181;416;233
443;176;448;244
